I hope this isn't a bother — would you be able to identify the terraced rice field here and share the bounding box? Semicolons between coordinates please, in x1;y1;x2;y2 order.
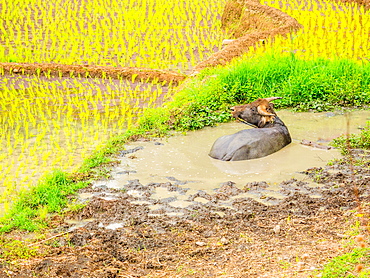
0;0;228;209
0;0;227;72
257;0;370;61
0;75;174;207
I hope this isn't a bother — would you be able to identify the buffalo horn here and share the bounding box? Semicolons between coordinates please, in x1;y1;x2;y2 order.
265;97;282;102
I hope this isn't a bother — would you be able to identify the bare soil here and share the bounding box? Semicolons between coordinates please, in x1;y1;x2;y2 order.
0;63;187;86
337;0;370;9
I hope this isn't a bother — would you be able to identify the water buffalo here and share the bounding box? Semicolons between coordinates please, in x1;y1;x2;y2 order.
209;97;291;161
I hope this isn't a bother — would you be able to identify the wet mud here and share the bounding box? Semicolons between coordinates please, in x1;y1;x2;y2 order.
90;110;369;195
7;152;368;277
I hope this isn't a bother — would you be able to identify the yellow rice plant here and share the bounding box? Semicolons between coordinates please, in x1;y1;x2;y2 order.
0;0;227;72
0;74;171;206
253;0;370;62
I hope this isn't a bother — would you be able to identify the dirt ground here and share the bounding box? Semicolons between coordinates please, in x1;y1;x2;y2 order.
0;148;369;278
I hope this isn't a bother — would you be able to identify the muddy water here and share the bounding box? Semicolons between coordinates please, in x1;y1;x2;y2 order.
88;110;370;214
106;110;369;188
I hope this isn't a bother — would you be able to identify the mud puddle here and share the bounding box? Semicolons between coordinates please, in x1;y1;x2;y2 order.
76;109;370;222
102;110;368;185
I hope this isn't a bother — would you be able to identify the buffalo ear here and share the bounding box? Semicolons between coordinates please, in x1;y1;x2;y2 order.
257;102;276;127
257;104;275;116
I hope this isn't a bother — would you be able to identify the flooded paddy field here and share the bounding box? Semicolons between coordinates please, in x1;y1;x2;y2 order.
0;74;174;210
0;0;227;72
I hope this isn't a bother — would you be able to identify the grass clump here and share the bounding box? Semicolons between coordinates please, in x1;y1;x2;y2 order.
0;237;38;261
212;54;370;111
321;248;370;278
0;170;86;232
137;54;370;136
331;121;370;155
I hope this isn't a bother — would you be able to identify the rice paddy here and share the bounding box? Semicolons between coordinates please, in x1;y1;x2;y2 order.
0;74;173;207
0;0;227;213
0;0;227;72
256;0;370;62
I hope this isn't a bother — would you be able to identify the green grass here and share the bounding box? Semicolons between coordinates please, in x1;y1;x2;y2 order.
0;170;86;232
1;54;370;233
321;248;370;278
0;237;39;260
208;53;370;111
136;54;370;135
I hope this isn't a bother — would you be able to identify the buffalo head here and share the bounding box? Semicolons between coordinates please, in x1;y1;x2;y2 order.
231;97;282;128
209;97;291;161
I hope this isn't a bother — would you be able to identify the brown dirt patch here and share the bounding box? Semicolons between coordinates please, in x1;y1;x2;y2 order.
0;63;187;85
221;0;294;38
337;0;370;9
